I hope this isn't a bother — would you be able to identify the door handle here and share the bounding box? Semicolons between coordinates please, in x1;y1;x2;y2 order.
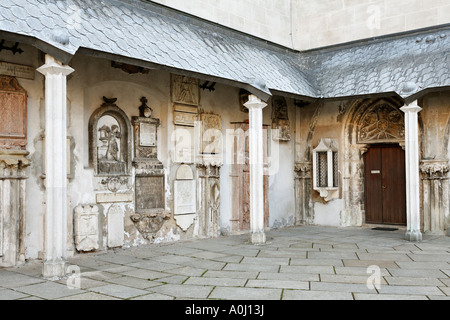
382;185;387;190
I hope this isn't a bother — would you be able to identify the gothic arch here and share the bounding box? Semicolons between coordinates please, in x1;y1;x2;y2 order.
340;96;407;226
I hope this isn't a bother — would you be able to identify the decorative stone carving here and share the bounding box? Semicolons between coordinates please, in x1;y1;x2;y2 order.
199;113;222;155
101;177;129;193
294;161;313;225
0;150;30;267
312;138;339;202
272;96;291;141
420;160;449;235
197;164;221;238
358;102;405;144
0;76;27;150
130;211;170;241
131;101;167;239
420;160;450;179
89;97;132;176
132;107;163;175
171;75;199;106
294;161;312;179
74;205;99;252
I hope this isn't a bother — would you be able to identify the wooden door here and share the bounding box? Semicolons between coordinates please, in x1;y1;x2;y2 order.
364;145;406;225
230;123;269;232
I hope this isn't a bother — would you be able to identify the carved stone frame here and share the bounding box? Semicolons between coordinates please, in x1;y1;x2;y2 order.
341;97;407;226
88;99;132;177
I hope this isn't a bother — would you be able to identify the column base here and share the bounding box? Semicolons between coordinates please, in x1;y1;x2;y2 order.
405;230;423;242
43;260;66;279
250;232;266;245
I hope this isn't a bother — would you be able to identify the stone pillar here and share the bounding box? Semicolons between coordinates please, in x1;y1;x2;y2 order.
37;55;74;278
294;162;312;225
420;160;449;235
401;100;423;242
244;95;267;245
0;151;30;267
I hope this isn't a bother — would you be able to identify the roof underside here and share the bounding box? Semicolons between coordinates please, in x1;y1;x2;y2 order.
0;0;449;103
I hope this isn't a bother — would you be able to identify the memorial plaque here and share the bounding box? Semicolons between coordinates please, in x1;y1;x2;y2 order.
0;76;27;150
174;180;196;215
0;62;35;80
174;111;198;127
135;176;165;212
140;123;156;147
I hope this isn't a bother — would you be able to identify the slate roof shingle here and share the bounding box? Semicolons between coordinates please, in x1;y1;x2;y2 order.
0;0;449;103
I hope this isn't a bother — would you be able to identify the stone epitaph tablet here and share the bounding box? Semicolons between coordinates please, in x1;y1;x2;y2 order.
0;76;27;150
135;175;165;212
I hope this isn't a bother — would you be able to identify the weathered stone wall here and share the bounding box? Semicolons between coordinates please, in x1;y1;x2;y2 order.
1;45;297;261
295;93;450;234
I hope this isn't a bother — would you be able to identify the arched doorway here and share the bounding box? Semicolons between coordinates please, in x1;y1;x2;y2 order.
342;97;407;226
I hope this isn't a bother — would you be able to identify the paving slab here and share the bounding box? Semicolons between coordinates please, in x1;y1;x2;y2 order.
282;289;353;300
15;281;85;300
89;284;150;299
0;225;449;300
0;288;30;300
209;287;282;300
148;284;214;299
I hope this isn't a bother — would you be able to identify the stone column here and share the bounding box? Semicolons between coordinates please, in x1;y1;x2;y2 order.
0;151;30;267
37;55;74;278
244;95;267;244
294;162;312;225
420;160;449;235
401;100;423;242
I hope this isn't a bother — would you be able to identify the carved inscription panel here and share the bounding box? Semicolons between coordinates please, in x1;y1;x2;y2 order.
135;176;165;212
0;76;27;150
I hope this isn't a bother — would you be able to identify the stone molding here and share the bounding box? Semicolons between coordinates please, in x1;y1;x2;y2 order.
0;149;31;179
294;161;312;178
420;160;450;179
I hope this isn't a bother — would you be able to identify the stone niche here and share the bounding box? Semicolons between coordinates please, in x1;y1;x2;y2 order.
272;96;291;142
130;99;169;241
89;97;132;177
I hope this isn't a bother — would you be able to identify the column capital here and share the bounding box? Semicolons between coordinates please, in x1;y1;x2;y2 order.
401;100;422;113
244;94;267;110
37;55;74;77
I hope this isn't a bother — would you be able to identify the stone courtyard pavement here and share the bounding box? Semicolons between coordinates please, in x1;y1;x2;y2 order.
0;225;449;300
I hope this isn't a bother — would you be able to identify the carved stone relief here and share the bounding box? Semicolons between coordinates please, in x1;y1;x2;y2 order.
0;76;29;267
89;97;132;177
420;160;449;235
358;102;405;144
0;76;27;150
74;205;100;252
341;98;405;227
131;102;168;240
0;150;30;267
197;164;221;238
200;113;222;155
171;75;199;106
272;96;291;141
